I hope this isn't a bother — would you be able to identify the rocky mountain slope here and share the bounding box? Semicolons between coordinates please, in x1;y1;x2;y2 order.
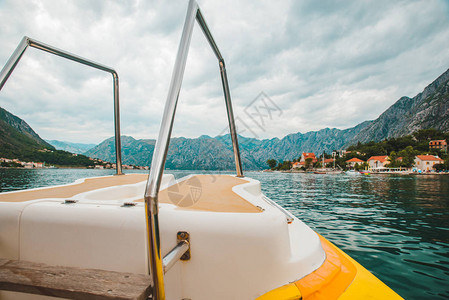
348;68;449;144
85;135;259;170
0;107;53;149
86;67;449;170
84;122;373;170
85;136;156;166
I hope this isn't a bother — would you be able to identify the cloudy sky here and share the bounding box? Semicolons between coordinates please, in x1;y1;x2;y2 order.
0;0;448;144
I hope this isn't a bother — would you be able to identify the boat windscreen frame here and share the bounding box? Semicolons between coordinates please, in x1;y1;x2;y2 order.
0;36;123;175
143;0;243;299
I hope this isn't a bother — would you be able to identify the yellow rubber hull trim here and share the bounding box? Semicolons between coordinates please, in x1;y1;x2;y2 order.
335;239;404;300
256;234;403;300
255;283;302;300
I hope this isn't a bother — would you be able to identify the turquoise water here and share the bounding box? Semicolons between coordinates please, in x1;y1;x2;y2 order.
250;172;449;300
1;168;448;299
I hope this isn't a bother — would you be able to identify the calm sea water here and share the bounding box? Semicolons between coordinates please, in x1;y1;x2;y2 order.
1;168;448;299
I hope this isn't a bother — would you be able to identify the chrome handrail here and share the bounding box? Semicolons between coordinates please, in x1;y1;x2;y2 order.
162;240;189;274
0;36;123;175
262;196;295;224
143;1;243;299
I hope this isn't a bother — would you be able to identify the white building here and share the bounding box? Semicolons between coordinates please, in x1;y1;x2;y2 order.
346;158;365;169
367;156;389;170
414;155;444;172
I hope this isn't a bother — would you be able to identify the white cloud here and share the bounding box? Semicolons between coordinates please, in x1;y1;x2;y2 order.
0;0;448;143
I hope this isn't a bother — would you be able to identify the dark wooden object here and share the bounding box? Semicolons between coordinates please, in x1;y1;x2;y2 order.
0;259;152;300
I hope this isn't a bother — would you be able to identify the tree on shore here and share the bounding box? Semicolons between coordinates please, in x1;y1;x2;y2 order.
360;162;369;170
387;151;400;168
305;158;313;169
278;160;292;170
266;159;292;171
397;146;418;168
266;159;277;169
434;163;445;171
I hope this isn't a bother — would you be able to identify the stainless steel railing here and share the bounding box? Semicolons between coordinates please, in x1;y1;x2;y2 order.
143;1;243;299
0;36;123;175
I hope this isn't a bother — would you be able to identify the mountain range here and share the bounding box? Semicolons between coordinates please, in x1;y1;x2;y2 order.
85;67;449;170
46;140;96;154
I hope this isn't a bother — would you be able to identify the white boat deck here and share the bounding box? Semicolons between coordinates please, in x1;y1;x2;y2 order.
0;174;149;203
0;174;261;213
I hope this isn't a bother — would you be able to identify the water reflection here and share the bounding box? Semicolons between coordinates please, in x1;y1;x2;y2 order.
0;168;117;192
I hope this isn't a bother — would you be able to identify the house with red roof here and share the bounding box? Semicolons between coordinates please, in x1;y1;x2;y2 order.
300;152;317;163
346;158;365;169
292;162;302;169
322;158;335;166
414;155;444;172
291;152;318;169
429;140;447;153
367;156;389;170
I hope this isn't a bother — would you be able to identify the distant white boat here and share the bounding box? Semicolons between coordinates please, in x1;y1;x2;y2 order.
345;170;361;175
314;168;343;174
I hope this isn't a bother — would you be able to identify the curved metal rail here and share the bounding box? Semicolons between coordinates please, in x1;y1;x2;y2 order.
144;0;243;298
0;36;123;175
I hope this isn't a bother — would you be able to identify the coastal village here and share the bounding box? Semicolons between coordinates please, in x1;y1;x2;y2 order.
0;156;149;170
268;139;448;174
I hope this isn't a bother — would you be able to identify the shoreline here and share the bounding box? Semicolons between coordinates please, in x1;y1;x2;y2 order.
2;167;449;176
263;169;449;175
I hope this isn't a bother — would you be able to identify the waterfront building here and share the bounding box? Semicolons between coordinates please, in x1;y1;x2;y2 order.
300;152;317;163
291;153;319;169
294;152;318;169
1;158;43;168
414;155;444;172
33;162;44;168
367;156;389;170
292;162;302;169
323;158;334;164
346;158;365;169
322;158;335;167
23;162;34;169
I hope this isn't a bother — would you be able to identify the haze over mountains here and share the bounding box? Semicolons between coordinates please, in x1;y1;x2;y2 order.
46;140;96;155
85;68;449;170
3;67;448;170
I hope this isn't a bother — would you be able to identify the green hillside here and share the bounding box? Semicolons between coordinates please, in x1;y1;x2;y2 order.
0;108;52;158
